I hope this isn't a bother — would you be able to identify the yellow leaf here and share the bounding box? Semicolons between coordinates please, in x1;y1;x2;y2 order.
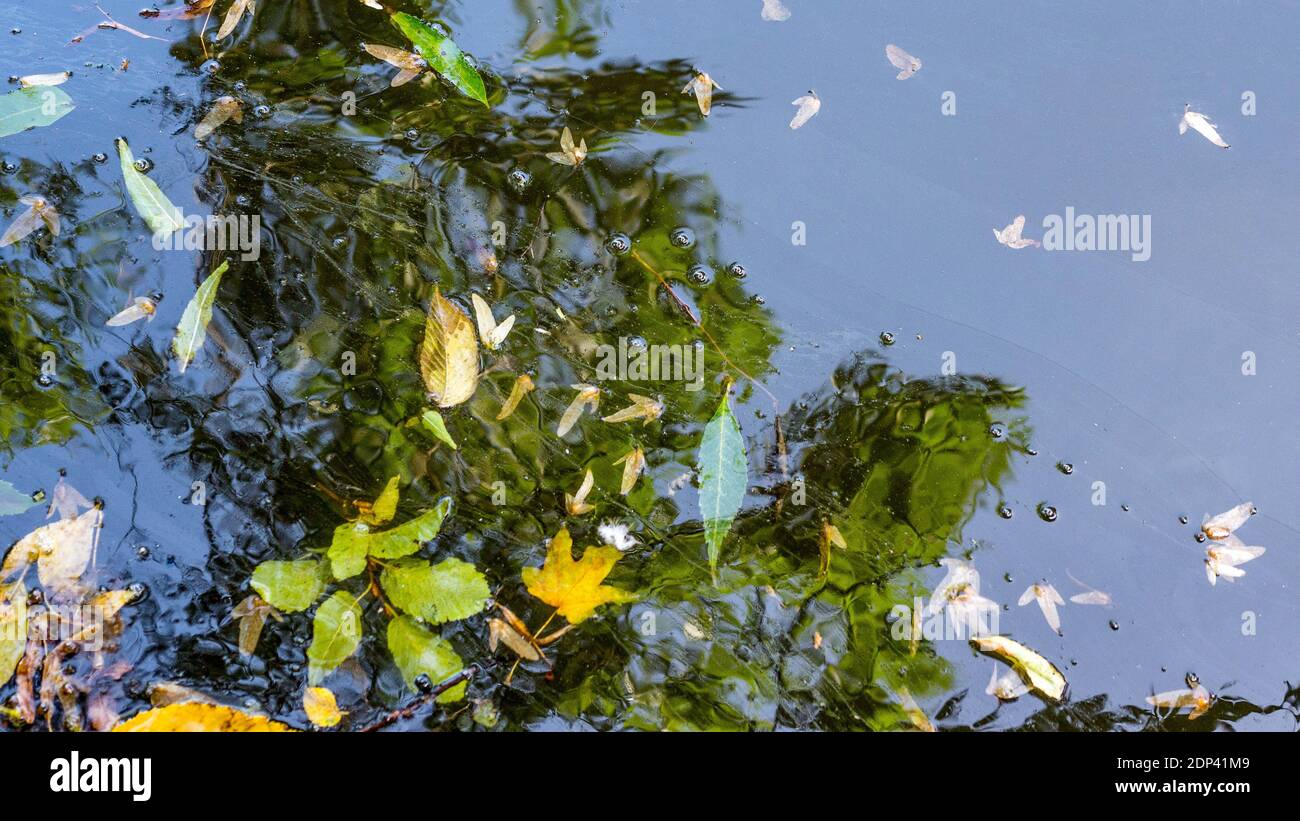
556;384;599;437
565;468;595;516
613;447;645;495
818;521;846;576
113;702;294;732
2;508;103;598
521;527;636;624
356;475;400;525
419;287;479;407
488;618;543;661
601;394;663;425
970;635;1067;702
496;373;535;421
304;686;345;728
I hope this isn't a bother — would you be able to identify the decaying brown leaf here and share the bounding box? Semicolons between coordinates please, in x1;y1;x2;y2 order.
362;42;427;87
601;394;663;425
565;468;596;515
0;196;61;248
231;594;281;656
194;95;243;140
613;448;645;496
682;71;723;116
496;373;535;421
556;384;600;437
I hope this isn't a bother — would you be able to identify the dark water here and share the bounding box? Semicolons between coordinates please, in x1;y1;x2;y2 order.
0;0;1296;731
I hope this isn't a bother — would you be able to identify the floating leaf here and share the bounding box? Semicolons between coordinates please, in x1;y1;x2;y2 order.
1147;685;1212;720
304;686;345;728
356;475;401;526
387;615;467;702
27;508;103;599
18;73;70;89
113;702;293;732
0;87;75;139
1018;583;1065;634
557;384;600;436
682;71;722;116
970;634;1067;702
789;92;821;130
194;95;243;140
613;447;645;496
380;557;489;624
470;293;516;350
0;480;36;516
698;390;747;573
216;0;254;39
172;260;229;373
115;137;183;238
565;468;595;516
521;527;636;624
819;521;846;576
421;410;458;450
0;195;60;248
885;44;922;79
419;287;479;407
1202;501;1254;541
46;476;91;521
390;13;489;105
1;581;26;688
496;373;535;421
488;617;542;661
249;559;327;613
106;296;158;327
307;591;363;685
328;497;453;580
545;126;588;166
362;42;427;87
602;394;663;425
230;594;279;656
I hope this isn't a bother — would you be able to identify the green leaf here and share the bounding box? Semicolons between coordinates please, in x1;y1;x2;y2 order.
0;87;74;139
380;557;489;624
421;410;458;450
386;615;466;702
390;13;489;105
0;480;36;516
115;137;184;238
697;391;747;574
327;497;453;579
1;581;27;688
172;260;229;373
249;559;327;613
307;591;363;685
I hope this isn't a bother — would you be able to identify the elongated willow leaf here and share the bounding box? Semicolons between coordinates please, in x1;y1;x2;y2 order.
697;390;747;575
172;260;230;373
0;87;74;139
116;138;184;238
390;13;489;105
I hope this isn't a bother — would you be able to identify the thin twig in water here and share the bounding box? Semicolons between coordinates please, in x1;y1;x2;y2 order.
359;665;480;732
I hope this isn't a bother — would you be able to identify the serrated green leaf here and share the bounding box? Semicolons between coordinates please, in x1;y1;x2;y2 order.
380;557;488;624
387;615;466;702
390;13;489;105
698;391;747;574
0;87;74;139
115;137;184;238
249;559;326;613
420;410;457;450
172;260;230;373
0;480;36;516
307;591;363;685
1;581;27;688
327;497;453;579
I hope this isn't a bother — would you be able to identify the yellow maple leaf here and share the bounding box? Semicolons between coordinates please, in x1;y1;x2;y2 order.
521;527;636;624
112;702;294;732
304;686;345;728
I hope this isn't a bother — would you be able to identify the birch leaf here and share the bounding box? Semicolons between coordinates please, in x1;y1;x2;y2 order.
557;384;600;436
387;615;467;702
113;702;293;732
307;591;363;685
1;581;26;687
115;138;183;238
521;527;636;624
356;475;400;526
421;410;458;450
0;87;75;139
496;373;535;421
970;634;1067;702
698;391;747;573
328;497;453;579
420;287;479;407
613;447;645;495
249;559;327;613
0;480;36;516
380;556;489;624
304;686;345;728
194;95;243;140
172;260;229;373
390;13;489;105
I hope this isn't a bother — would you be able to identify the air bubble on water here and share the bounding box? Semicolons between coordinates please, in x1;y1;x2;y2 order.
669;227;695;248
2;161;17;174
688;264;712;285
133;158;153;173
879;331;895;346
136;545;150;559
753;294;766;305
1057;461;1073;474
507;168;532;194
997;503;1013;519
988;423;1005;439
1121;504;1130;512
404;128;419;141
200;59;221;74
234;81;247;92
92;152;108;164
235;193;251;207
727;261;747;278
1108;620;1120;631
627;336;647;350
1194;532;1206;543
36;374;54;388
1037;503;1057;522
1178;515;1188;525
605;232;631;255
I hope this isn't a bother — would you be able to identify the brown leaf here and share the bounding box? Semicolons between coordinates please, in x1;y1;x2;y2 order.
496;373;535;421
613;448;645;495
